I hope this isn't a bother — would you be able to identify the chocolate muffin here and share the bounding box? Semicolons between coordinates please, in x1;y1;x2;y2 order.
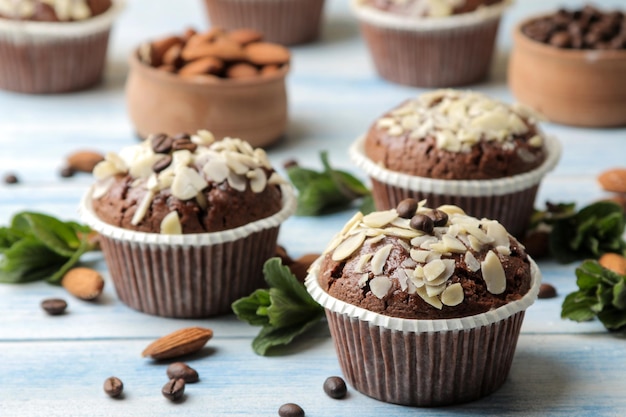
0;0;122;93
317;201;531;319
80;131;297;318
351;0;510;86
350;89;561;238
92;132;284;234
305;200;541;406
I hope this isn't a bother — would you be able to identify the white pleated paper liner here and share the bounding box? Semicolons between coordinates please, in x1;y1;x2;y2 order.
305;258;541;406
0;0;125;93
350;0;510;31
350;134;561;198
79;184;297;318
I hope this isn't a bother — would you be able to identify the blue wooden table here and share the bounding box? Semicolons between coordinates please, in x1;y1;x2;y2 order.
1;0;626;416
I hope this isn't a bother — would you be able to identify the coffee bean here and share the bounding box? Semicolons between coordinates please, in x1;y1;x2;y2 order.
538;283;558;299
172;138;197;153
278;403;304;417
426;209;449;227
323;376;347;399
283;159;298;169
40;298;67;315
103;376;124;398
151;133;173;154
550;31;571;48
396;198;418;219
4;173;18;184
410;214;434;234
162;378;185;402
59;166;75;178
166;362;199;383
152;155;172;173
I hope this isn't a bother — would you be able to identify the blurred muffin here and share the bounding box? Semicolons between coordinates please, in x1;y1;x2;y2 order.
126;27;290;147
0;0;123;93
350;89;561;238
203;0;325;45
306;200;541;406
351;0;510;87
80;131;296;318
509;5;626;127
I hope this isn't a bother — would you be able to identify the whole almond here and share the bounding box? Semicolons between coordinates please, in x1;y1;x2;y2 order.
598;168;626;193
66;150;104;173
162;43;183;66
186;27;224;47
182;38;245;62
245;42;290;66
260;64;281;77
62;267;104;300
599;253;626;276
178;57;224;77
142;327;214;360
227;28;263;45
226;63;258;79
150;36;182;66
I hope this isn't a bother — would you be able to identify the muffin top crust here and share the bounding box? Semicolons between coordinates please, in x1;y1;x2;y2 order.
0;0;112;22
91;131;287;234
317;200;532;319
364;89;547;180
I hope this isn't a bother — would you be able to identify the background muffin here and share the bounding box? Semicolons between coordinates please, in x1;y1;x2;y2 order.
351;0;510;87
0;0;123;93
81;131;296;318
350;89;561;238
306;200;541;406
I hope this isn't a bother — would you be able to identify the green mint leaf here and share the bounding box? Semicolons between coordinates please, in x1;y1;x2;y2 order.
251;318;322;356
286;152;372;216
232;257;325;356
0;237;67;283
597;308;626;330
13;212;80;256
232;289;272;326
561;292;599;322
612;279;626;310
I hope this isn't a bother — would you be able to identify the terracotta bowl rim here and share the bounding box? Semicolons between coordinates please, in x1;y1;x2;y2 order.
128;49;290;88
513;13;626;61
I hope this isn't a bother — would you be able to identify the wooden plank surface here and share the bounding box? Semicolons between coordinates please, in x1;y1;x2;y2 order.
1;0;626;416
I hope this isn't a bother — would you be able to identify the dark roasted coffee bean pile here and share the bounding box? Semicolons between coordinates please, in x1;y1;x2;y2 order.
523;5;626;50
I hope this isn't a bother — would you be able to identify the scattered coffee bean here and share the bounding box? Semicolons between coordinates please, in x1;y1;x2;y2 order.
152;155;173;173
59;166;75;178
538;283;558;299
172;138;198;153
151;133;173;154
4;173;18;184
410;214;434;234
323;376;347;399
278;403;304;417
162;378;185;402
275;245;294;265
426;209;449;227
283;159;298;169
166;362;199;383
103;376;124;398
40;298;68;316
396;198;418;219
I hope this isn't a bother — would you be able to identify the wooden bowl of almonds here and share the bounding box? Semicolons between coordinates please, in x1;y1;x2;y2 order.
125;27;290;147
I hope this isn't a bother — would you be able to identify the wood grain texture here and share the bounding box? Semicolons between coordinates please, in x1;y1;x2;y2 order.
0;0;625;416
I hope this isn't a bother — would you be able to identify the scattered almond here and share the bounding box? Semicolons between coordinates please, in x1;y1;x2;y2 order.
598;168;626;193
289;253;321;282
66;150;105;173
599;253;626;276
142;327;214;360
62;267;104;300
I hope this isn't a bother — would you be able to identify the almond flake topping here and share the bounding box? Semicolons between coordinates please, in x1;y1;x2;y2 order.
441;283;464;307
369;276;391;298
481;250;507;295
370;244;393;275
160;211;182;235
378;90;545;153
332;232;366;262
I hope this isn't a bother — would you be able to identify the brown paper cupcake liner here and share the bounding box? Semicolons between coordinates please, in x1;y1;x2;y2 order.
80;184;297;318
203;0;325;45
306;258;541;407
351;0;509;87
350;134;561;239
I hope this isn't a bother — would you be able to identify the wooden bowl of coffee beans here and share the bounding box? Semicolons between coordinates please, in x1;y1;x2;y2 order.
125;27;290;147
508;5;626;127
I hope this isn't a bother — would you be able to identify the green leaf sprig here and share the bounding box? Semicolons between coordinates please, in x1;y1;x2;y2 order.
561;260;626;331
232;258;325;355
0;212;97;284
529;201;626;263
286;151;372;216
